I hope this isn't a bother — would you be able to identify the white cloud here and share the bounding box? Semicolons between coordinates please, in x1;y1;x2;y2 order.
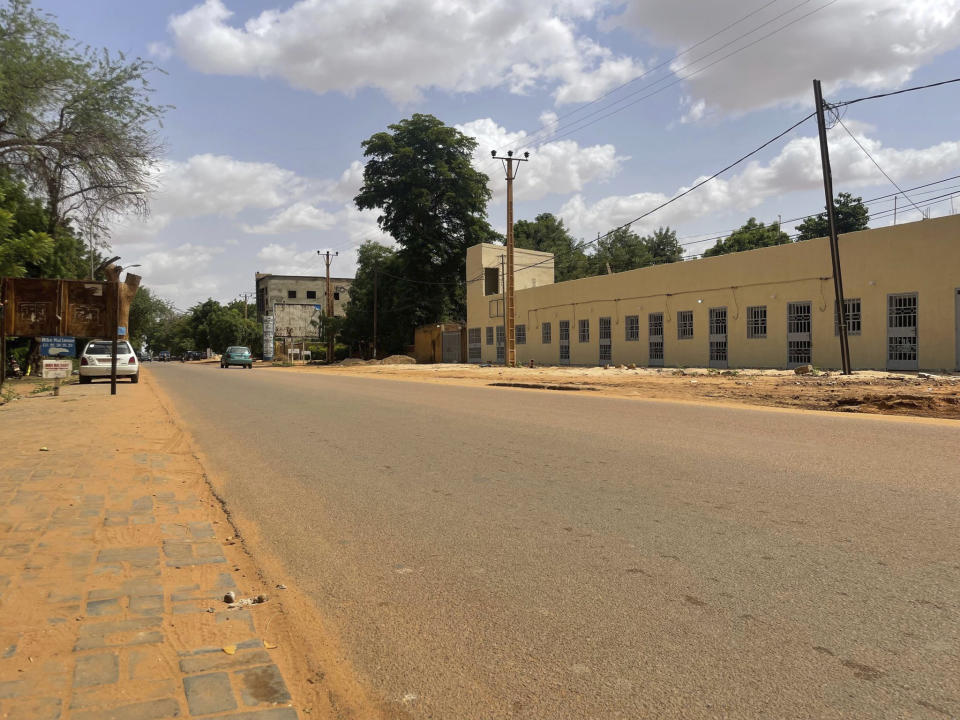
168;0;643;104
147;41;173;60
558;125;960;237
456;118;626;202
243;202;337;234
609;0;960;115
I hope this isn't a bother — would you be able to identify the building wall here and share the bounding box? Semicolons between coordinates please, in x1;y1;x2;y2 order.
255;274;353;321
465;215;960;370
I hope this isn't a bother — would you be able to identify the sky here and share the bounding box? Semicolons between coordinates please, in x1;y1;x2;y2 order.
32;0;960;309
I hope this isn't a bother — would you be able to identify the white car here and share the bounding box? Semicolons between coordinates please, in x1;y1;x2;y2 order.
79;340;140;384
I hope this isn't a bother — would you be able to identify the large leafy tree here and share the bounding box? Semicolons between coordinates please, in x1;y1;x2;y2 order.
339;240;408;356
355;114;499;335
796;192;869;241
514;213;589;282
702;217;791;257
590;225;653;274
642;226;684;264
0;0;167;239
127;286;176;350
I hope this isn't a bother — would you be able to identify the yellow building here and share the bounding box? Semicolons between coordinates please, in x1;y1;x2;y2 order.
466;215;960;371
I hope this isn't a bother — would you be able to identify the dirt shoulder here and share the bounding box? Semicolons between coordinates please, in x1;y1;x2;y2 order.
258;362;960;420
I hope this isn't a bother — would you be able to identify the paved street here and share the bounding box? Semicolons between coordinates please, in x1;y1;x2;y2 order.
151;362;960;720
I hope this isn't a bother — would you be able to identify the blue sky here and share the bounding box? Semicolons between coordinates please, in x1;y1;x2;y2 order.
34;0;960;308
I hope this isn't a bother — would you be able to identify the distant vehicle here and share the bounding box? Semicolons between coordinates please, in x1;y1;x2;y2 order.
221;346;253;369
79;340;139;384
158;351;171;362
138;351;152;362
185;350;204;361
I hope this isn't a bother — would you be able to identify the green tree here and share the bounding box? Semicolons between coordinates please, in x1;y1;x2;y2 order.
0;0;167;238
796;192;870;241
590;225;653;274
702;217;791;257
355;114;498;338
340;240;407;356
642;226;684;264
514;213;589;281
127;286;176;351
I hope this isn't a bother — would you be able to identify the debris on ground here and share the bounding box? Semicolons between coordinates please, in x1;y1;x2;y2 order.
380;354;417;364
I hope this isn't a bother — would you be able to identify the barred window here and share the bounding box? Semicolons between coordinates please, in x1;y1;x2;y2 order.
746;306;767;338
542;322;552;344
625;315;639;341
835;298;862;336
578;318;590;343
468;328;481;345
495;326;505;362
677;310;694;340
485;326;494;346
516;324;526;344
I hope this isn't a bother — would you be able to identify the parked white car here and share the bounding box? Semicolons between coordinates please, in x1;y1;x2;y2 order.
79;340;139;384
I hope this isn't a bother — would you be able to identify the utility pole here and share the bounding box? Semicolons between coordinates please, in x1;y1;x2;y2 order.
318;250;338;363
893;195;897;225
238;292;255;320
813;79;851;375
491;149;529;366
372;266;378;360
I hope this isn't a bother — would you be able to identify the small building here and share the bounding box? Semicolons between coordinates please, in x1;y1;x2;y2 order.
255;273;353;323
414;323;467;363
465;215;960;371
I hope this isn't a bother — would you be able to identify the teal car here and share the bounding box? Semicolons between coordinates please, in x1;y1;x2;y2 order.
221;346;253;369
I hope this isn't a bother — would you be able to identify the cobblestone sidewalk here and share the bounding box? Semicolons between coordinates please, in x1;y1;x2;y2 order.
0;375;300;719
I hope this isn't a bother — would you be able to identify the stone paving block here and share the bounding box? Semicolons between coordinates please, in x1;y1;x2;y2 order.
129;594;164;615
71;697;181;720
0;679;23;698
235;664;291;707
122;578;163;597
47;590;81;604
216;708;298;719
178;639;263;657
195;541;225;560
217;572;238;590
179;648;271;674
88;588;123;602
217;608;255;631
2;643;17;658
183;672;238;715
97;547;158;567
189;521;216;540
4;695;62;720
86;598;122;617
74;653;119;687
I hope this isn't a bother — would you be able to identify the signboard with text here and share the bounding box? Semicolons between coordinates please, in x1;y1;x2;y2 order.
40;336;76;358
262;315;275;361
41;359;72;379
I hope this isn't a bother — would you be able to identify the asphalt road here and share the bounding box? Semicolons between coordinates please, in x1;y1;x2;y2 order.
149;362;960;720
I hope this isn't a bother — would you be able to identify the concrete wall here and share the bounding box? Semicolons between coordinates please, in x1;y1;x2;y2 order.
255;274;353;321
465;215;960;370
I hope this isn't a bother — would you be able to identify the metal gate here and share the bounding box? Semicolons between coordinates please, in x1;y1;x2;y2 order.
442;331;461;363
786;301;812;367
495;326;505;363
887;292;918;371
709;307;728;369
599;316;612;364
648;312;663;366
559;320;570;365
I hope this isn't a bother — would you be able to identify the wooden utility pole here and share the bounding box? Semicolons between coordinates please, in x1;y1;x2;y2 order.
318;250;338;363
813;79;852;375
491;149;529;366
372;267;378;360
239;292;255;320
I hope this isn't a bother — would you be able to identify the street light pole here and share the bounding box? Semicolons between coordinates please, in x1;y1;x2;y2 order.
490;149;529;366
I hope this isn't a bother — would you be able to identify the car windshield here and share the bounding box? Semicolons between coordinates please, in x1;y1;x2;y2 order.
228;347;250;355
87;341;132;355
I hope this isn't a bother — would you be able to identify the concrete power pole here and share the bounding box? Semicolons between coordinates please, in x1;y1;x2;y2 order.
238;292;255;320
490;149;529;366
813;79;851;376
318;250;338;363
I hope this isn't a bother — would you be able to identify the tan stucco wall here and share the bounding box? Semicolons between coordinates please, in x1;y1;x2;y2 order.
466;215;960;370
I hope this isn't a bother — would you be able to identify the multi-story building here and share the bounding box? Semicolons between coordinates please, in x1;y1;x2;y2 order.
466;215;960;371
255;273;353;325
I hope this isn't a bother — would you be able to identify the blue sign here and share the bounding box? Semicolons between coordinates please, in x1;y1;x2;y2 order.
118;326;127;336
40;336;76;358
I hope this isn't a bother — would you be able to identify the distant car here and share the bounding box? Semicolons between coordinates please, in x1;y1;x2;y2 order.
158;351;171;362
221;346;253;369
79;340;139;383
138;351;152;362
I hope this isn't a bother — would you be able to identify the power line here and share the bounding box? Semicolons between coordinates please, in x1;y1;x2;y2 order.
830;77;960;108
832;116;923;215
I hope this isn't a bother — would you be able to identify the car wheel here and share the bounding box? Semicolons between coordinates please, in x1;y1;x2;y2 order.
130;373;139;384
79;375;91;385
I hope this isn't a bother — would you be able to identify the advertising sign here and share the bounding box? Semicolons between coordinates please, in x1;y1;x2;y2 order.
39;336;76;358
262;315;275;361
41;359;72;379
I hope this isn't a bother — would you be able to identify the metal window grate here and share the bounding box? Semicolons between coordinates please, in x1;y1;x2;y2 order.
559;320;570;361
787;302;811;334
649;340;664;361
542;322;552;344
649;313;663;337
496;326;505;362
709;307;727;335
468;345;481;360
599;317;611;340
710;340;727;362
677;310;693;340
468;328;481;345
625;315;639;341
746;305;767;338
889;294;917;328
516;324;526;344
788;340;811;365
600;344;612;362
834;298;862;336
485;326;494;346
888;336;917;362
578;318;590;343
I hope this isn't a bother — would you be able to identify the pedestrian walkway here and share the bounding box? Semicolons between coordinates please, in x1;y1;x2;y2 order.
0;374;300;719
